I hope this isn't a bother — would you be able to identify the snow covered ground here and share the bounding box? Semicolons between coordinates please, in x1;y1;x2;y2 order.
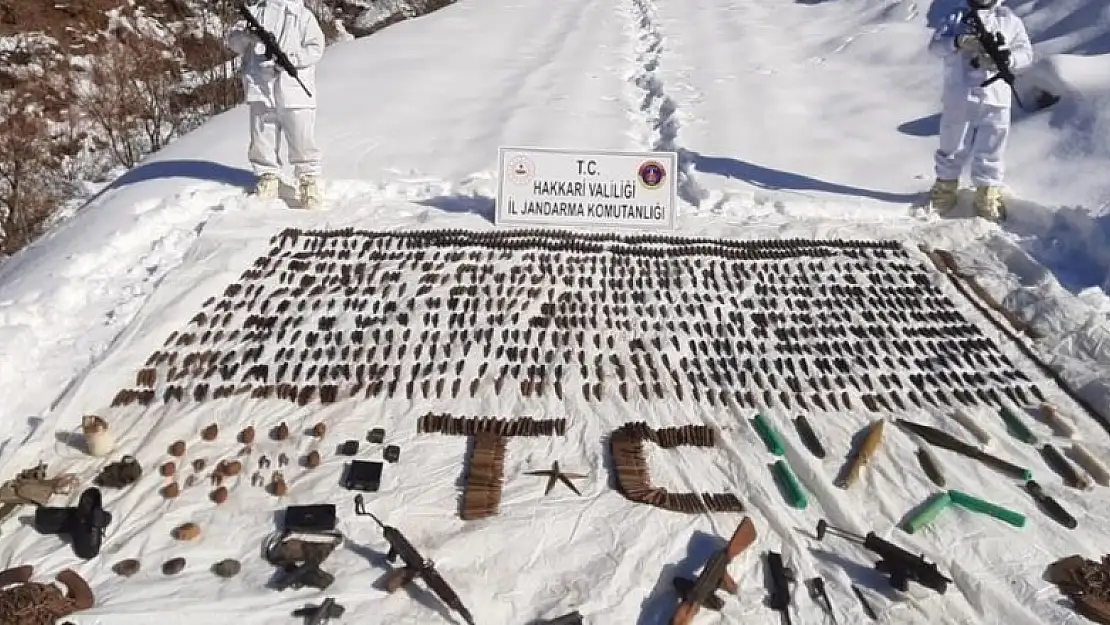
1;0;1110;623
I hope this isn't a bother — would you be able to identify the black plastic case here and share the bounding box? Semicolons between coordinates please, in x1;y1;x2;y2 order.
284;504;337;532
343;460;382;492
383;445;401;463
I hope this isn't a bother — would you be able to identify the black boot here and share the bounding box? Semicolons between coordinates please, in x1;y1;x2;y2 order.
34;506;74;534
69;487;112;559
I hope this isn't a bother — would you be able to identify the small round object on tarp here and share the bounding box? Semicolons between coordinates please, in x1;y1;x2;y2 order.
383;445;400;463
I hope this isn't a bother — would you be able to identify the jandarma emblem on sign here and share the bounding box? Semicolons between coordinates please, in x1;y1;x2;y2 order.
507;156;535;184
637;160;666;189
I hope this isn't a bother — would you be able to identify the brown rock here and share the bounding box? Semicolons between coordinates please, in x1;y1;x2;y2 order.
201;424;218;441
113;559;141;577
272;422;289;441
239;426;256;444
212;559;241;578
161;482;180;498
173;522;201;541
312;422;326;438
219;460;242;476
211;486;228;504
305;450;321;468
162;557;186;575
169;440;186;457
192;458;206;472
160;462;176;477
270;475;287;497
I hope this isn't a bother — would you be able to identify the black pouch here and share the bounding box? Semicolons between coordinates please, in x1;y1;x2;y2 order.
285;504;337;533
343;460;382;492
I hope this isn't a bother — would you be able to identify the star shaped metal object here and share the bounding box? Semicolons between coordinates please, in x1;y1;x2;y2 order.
524;461;588;496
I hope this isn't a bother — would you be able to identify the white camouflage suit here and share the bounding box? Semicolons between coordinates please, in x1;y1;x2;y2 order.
226;0;325;204
927;0;1033;218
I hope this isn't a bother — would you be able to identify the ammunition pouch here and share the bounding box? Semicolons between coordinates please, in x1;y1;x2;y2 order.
274;562;335;591
1047;555;1110;625
95;456;142;488
263;529;343;592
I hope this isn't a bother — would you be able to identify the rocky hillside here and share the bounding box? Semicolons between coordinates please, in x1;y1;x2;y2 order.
0;0;455;257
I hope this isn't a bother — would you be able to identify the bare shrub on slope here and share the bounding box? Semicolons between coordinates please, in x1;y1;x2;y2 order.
0;86;63;255
0;0;459;258
180;0;244;117
75;35;188;168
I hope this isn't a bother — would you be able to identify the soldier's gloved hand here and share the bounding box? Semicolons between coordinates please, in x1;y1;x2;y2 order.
955;34;982;53
254;42;276;69
977;48;1012;71
997;47;1012;68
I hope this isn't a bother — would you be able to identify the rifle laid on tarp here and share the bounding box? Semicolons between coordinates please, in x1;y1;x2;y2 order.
963;8;1025;108
671;517;758;625
354;495;476;625
895;418;1031;480
235;2;313;96
815;519;951;594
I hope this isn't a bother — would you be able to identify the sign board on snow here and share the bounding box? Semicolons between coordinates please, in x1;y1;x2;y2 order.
495;147;677;231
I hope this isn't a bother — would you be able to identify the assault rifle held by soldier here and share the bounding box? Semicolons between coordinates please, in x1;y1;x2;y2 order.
964;8;1025;108
815;520;951;594
354;495;476;625
671;517;757;625
235;2;313;96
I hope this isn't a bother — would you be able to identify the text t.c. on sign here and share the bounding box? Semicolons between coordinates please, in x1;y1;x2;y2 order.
495;146;678;231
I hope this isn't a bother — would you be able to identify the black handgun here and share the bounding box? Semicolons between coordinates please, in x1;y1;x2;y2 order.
292;597;345;624
768;551;794;625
